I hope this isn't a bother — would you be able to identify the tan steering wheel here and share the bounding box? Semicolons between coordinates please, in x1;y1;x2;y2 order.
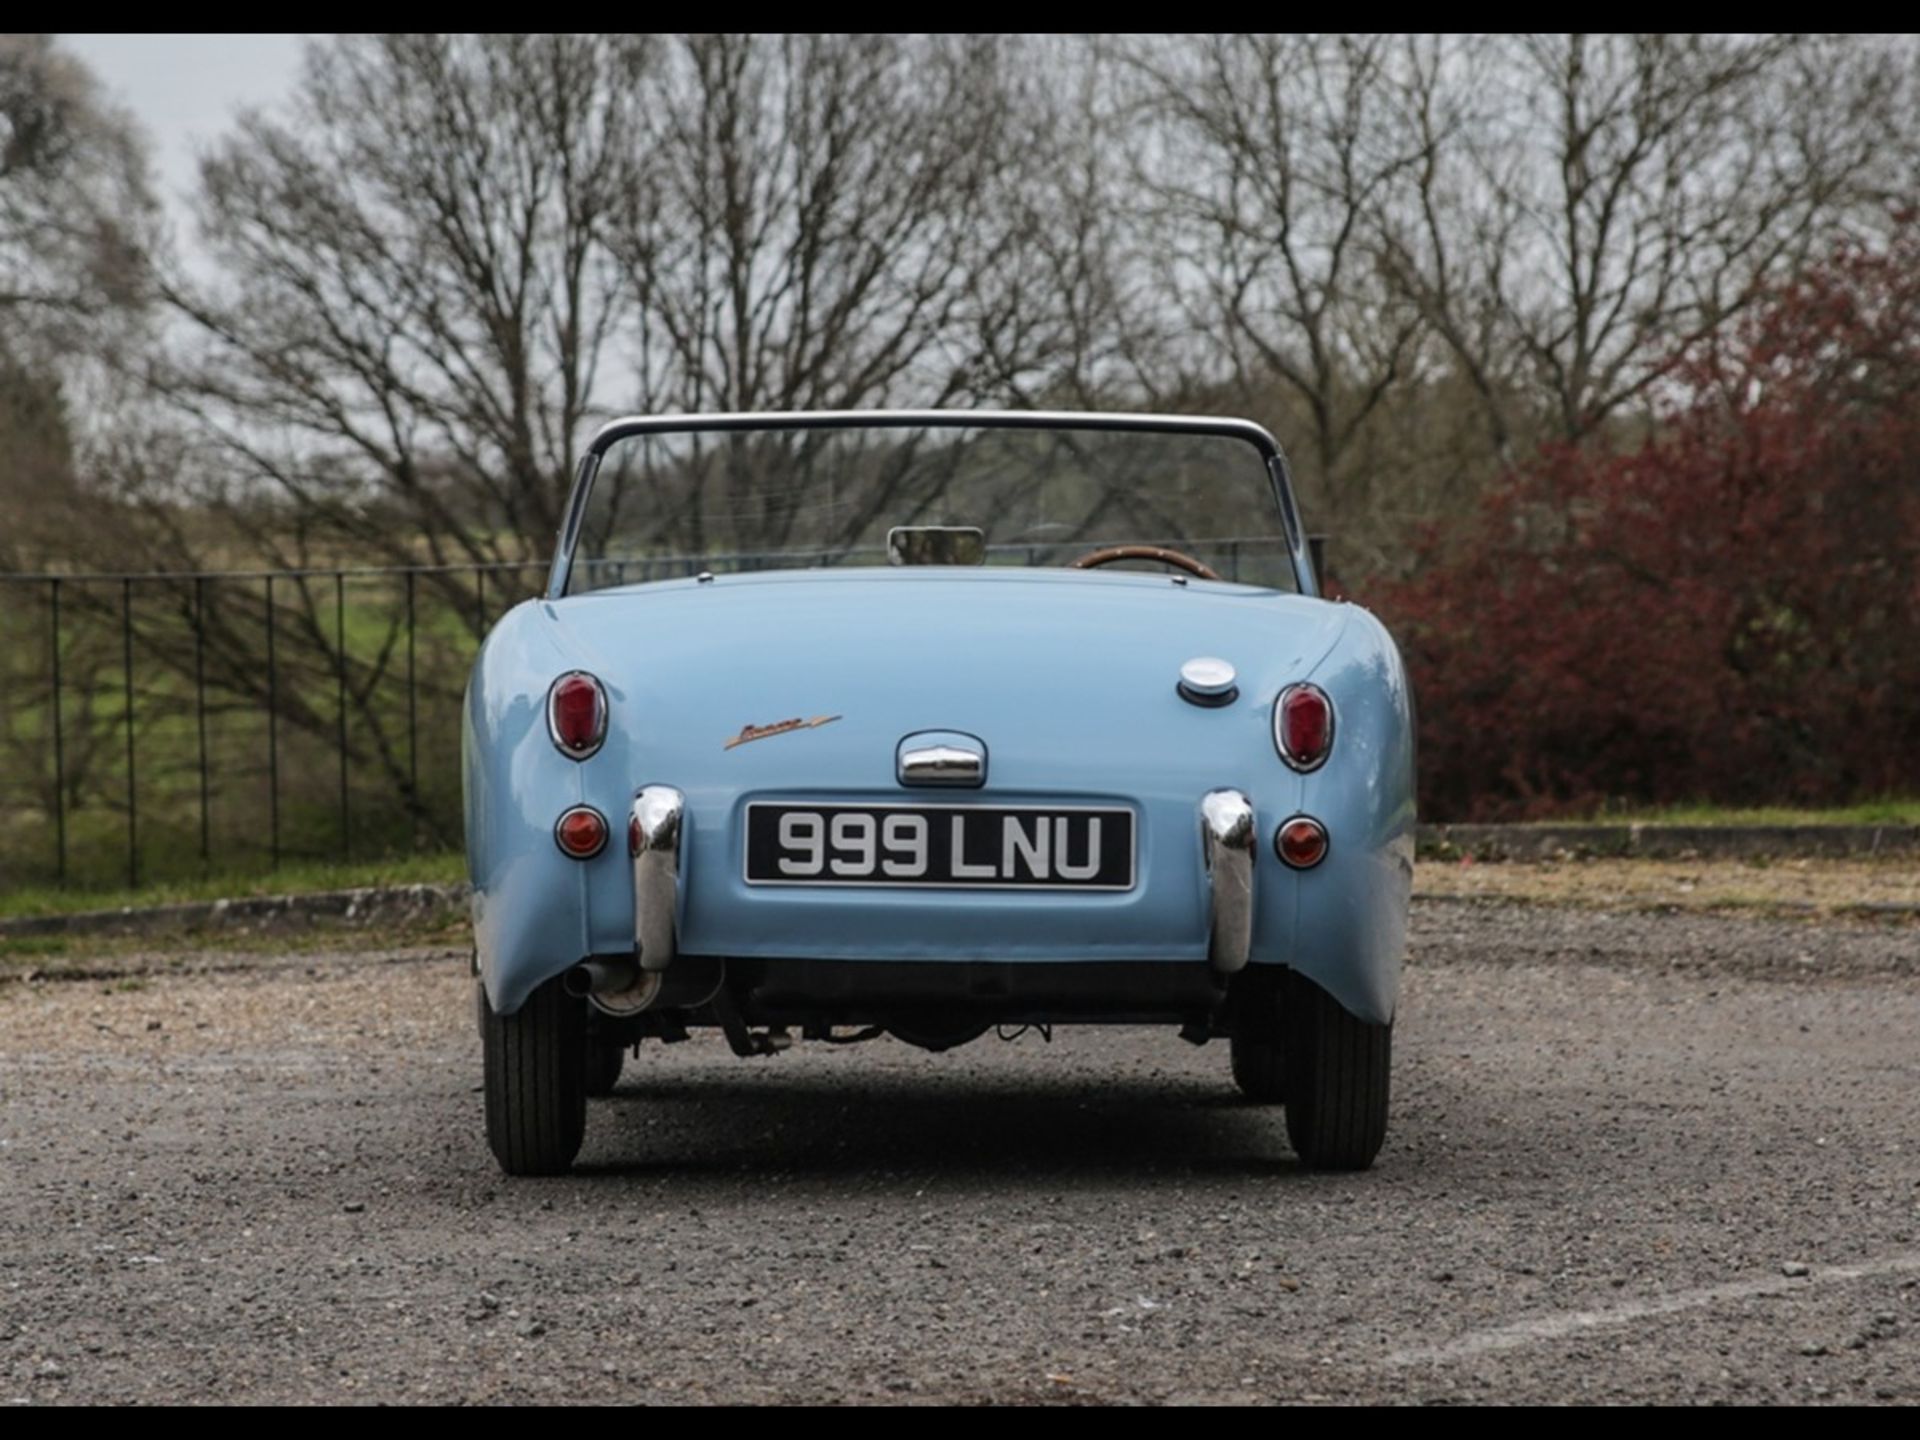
1068;544;1221;582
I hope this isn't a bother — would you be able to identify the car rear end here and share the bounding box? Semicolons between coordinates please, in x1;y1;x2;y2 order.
464;411;1413;1175
469;563;1409;1036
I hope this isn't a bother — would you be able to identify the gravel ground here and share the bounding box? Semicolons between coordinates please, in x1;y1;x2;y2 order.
1416;855;1920;916
1;899;1917;1405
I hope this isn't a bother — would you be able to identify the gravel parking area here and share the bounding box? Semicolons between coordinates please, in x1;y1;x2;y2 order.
2;898;1917;1404
1416;854;1920;917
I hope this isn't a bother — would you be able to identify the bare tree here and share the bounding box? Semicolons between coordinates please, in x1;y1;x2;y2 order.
156;34;649;595
586;34;1129;554
155;34;1118;573
921;36;1163;412
0;34;154;571
0;33;150;334
1114;34;1432;531
1381;33;1900;448
142;32;1920;584
613;34;1069;418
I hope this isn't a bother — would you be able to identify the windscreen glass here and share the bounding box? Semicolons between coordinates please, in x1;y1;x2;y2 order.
568;422;1295;593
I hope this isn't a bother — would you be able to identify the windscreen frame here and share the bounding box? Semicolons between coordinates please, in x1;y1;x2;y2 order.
547;409;1318;600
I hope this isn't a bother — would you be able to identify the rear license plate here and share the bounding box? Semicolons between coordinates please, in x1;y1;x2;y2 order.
744;803;1135;890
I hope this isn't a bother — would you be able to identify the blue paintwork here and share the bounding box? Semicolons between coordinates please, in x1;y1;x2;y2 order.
465;566;1413;1023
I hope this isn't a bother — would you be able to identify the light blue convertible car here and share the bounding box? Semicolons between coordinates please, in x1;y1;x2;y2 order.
465;412;1414;1174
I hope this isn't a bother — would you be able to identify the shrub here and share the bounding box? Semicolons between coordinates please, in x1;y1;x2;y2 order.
1373;218;1920;819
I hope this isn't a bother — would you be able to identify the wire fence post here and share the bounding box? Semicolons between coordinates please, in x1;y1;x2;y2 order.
122;578;137;889
48;578;66;886
336;570;350;862
194;576;211;868
266;575;279;870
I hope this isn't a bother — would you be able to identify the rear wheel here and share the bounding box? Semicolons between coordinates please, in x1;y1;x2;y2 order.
482;977;588;1176
584;1038;626;1097
1281;970;1391;1171
1228;972;1285;1103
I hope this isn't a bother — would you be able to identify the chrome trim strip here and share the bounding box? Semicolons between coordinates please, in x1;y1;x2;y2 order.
585;409;1286;460
630;785;685;973
1200;789;1256;973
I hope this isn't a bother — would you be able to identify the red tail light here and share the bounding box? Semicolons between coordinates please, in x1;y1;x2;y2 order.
555;805;609;858
1275;815;1329;869
1275;683;1334;771
547;671;607;759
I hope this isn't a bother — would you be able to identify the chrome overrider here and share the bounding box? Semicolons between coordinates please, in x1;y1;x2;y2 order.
1200;789;1256;973
562;784;694;1016
631;785;684;972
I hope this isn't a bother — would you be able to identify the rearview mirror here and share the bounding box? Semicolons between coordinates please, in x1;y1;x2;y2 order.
887;526;986;566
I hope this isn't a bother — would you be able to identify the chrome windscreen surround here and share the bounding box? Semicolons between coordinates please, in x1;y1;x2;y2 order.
629;786;685;972
1199;789;1256;973
554;411;1321;600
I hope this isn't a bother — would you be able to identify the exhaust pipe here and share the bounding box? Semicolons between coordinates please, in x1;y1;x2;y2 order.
564;956;640;1001
564;954;723;1016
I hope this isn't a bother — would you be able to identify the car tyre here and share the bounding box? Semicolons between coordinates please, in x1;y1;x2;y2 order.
585;1038;625;1098
1281;970;1390;1171
482;977;587;1176
1228;972;1285;1103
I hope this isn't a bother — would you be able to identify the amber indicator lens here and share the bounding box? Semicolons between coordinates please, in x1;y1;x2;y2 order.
1275;816;1329;869
555;805;609;858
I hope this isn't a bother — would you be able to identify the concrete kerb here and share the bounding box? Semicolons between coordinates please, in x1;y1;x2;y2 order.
0;882;470;942
1418;823;1920;863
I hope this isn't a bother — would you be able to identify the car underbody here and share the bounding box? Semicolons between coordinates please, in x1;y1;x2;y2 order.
575;956;1241;1057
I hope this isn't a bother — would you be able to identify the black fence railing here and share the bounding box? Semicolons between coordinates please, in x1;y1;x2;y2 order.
1;560;554;891
0;537;1307;892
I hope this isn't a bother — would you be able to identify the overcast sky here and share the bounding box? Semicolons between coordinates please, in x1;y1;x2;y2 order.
64;33;309;213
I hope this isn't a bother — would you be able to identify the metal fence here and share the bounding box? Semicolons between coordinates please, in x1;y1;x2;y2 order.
0;537;1307;892
0;561;554;891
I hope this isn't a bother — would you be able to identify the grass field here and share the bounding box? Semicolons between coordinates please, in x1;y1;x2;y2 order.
0;566;524;892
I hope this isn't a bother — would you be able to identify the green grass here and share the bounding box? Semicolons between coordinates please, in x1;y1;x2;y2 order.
0;851;465;921
1588;800;1920;827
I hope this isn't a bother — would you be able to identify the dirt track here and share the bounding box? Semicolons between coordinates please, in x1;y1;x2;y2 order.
2;899;1917;1404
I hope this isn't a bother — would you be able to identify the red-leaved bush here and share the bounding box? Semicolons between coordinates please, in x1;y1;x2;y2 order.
1373;221;1920;820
